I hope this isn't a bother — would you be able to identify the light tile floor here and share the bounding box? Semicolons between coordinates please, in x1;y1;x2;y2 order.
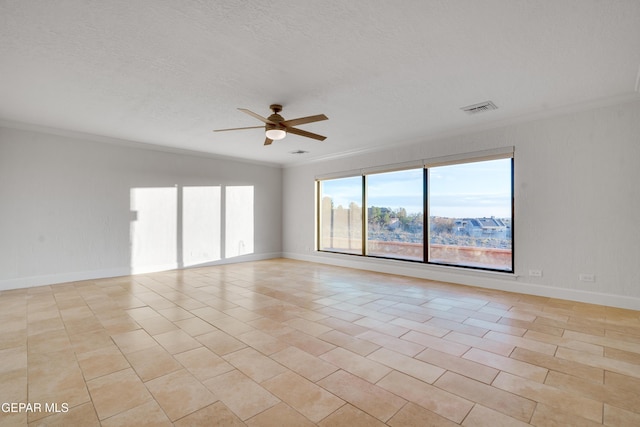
1;259;640;426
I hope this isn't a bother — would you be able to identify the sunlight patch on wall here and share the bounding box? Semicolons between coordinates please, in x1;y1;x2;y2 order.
130;187;177;274
183;186;221;266
225;186;254;258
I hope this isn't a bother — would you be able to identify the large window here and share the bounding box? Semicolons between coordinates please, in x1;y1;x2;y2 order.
317;150;513;272
367;169;423;261
428;158;512;271
319;176;363;254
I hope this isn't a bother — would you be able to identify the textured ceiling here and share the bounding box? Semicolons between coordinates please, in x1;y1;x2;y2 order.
1;1;640;166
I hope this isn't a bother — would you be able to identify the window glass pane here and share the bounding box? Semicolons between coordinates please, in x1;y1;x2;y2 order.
319;176;362;254
428;158;512;271
367;169;423;261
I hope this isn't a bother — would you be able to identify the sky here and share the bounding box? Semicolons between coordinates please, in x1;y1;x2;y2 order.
320;158;512;218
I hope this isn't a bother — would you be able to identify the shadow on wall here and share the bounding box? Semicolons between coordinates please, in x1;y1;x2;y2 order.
129;185;254;274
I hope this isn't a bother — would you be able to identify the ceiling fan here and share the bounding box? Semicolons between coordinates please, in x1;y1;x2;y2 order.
214;104;328;145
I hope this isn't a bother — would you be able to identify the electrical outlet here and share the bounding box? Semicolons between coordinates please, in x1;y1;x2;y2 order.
529;269;542;277
579;273;595;282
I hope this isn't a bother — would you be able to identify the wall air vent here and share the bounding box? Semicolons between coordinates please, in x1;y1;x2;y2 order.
461;101;498;114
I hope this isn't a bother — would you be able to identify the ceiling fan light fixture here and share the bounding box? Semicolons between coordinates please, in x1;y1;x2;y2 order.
265;127;286;140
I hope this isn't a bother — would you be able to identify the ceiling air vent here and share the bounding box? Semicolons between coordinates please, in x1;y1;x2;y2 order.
289;150;309;155
461;101;498;115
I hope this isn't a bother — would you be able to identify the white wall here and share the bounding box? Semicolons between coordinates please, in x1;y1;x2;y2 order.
0;126;282;290
283;99;640;310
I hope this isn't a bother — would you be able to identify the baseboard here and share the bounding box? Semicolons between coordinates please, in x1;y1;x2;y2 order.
0;267;132;291
283;251;640;311
0;252;283;291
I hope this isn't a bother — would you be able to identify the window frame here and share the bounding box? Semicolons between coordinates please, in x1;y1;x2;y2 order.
316;148;514;273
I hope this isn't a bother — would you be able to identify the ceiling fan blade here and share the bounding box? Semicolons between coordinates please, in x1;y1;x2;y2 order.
238;108;274;124
285;126;326;141
264;137;273;146
213;125;264;132
280;114;328;127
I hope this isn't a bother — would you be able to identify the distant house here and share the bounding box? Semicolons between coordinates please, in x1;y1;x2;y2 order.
455;217;508;239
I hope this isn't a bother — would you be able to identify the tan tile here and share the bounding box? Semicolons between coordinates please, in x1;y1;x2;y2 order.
316;307;364;323
197;330;247;355
511;347;603;383
0;329;27;350
236;329;289;355
64;316;104;335
86;368;152;420
318;404;387;427
27;353;90;421
389;317;450;337
367;347;445;384
604;346;640;365
605;370;640;393
270;346;338;382
545;370;639;414
435;371;535;422
174;346;234;381
463;348;548;382
175;401;246;427
524;329;604;355
403;330;470;356
99;315;141;335
427;317;488;337
207;315;254;335
387;402;459;427
247;317;295;336
28;329;72;354
444;331;514;356
174;316;217;336
203;370;279;421
135;315;179;336
145;369;217;421
284;317;333;337
604;403;640;426
262;371;344;423
223;347;287;383
28;401;100;427
485;330;557;355
100;400;172;427
278;330;336;356
125;345;182;382
124;306;159;321
354;316;409;337
378;371;473;423
320;347;391;383
190;306;228;322
153;329;201;354
318;316;369;336
10;260;640;427
556;346;640;379
461;404;531;427
356;330;424;356
492;371;603;423
157;306;193;321
317;329;380;356
0;346;27;374
564;329;640;354
530;403;603;427
0;369;27;408
110;329;156;354
76;345;130;380
245;402;314;427
68;329;113;354
318;370;406;422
